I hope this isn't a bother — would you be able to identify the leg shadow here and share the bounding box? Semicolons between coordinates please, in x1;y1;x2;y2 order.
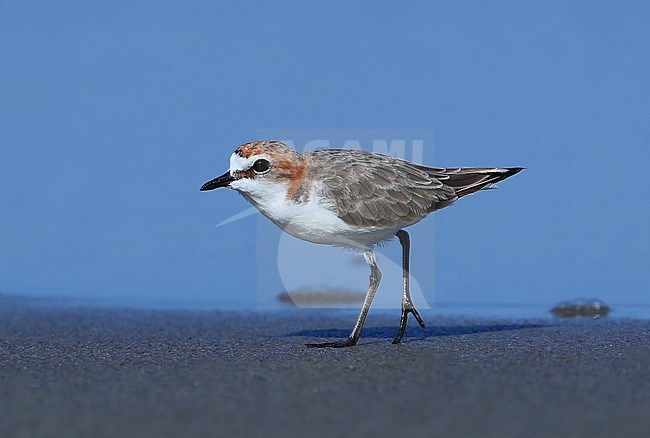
287;323;547;342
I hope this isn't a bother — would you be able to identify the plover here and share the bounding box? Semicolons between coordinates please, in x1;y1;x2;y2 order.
201;140;522;347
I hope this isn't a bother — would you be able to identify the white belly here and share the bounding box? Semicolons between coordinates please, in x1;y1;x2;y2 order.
230;179;398;250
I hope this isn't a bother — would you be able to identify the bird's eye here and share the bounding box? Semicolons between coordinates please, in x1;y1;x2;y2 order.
252;159;270;173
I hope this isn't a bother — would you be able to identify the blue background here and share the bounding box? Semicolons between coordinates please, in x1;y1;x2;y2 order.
1;1;648;313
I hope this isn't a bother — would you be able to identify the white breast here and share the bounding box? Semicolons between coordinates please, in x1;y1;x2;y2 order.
229;179;397;250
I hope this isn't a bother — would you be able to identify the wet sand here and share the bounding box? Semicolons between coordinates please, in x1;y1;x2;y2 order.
1;296;649;437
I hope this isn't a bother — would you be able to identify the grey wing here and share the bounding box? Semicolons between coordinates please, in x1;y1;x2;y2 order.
307;150;457;228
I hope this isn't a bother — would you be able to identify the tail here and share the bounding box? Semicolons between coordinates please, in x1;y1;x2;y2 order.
413;165;524;210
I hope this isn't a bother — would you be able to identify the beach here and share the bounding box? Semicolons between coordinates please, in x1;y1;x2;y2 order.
1;296;649;438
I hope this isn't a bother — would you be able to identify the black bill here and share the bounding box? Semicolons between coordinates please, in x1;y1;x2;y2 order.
200;171;234;191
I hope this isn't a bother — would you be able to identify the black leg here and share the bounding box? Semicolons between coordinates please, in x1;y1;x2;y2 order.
307;251;382;348
392;230;426;344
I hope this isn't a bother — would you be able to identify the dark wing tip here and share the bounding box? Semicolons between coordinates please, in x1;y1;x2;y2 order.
506;167;525;176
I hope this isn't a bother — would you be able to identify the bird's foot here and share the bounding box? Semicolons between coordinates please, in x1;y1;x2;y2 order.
392;306;426;344
306;337;358;348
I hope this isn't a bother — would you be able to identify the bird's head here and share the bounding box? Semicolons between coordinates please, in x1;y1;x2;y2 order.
200;141;306;201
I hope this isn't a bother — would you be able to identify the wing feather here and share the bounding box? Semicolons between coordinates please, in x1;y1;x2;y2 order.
305;150;522;228
306;150;457;228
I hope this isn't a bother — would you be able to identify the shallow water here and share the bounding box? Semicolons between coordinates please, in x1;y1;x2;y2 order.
5;293;649;319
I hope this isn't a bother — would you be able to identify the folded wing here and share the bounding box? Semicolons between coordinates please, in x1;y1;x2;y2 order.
308;149;522;228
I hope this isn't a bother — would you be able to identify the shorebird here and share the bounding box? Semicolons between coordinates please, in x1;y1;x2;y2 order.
201;141;522;347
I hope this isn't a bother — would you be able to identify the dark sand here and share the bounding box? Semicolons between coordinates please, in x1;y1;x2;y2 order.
1;296;649;438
